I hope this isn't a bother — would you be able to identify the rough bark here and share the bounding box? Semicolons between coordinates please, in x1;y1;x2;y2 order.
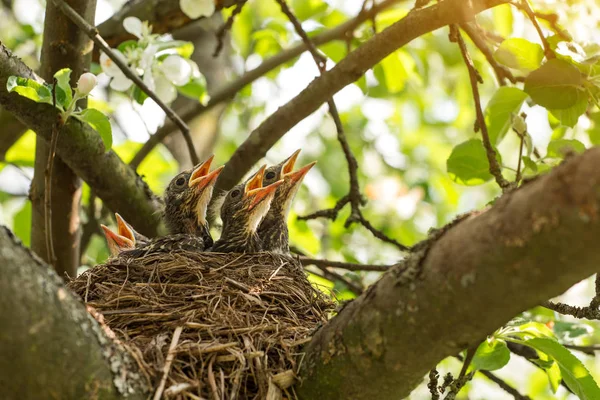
0;225;147;399
30;0;96;277
214;0;509;193
0;43;163;237
298;148;600;399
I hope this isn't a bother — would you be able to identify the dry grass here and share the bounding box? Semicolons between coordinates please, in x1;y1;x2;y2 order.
68;252;334;399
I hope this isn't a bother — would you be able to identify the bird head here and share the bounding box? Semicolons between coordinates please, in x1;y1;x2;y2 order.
220;165;284;234
163;155;224;234
262;149;316;217
101;224;134;256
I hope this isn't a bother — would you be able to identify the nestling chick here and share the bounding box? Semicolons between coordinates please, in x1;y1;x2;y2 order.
163;155;224;248
115;213;149;247
258;150;316;253
101;224;134;256
212;166;283;253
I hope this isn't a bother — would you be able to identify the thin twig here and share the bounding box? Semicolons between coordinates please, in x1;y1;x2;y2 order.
479;370;531;400
311;264;364;295
563;344;600;355
50;0;199;166
297;196;349;221
460;22;519;86
153;326;183;400
543;300;600;320
214;2;245;57
128;0;403;169
450;24;512;193
276;0;409;252
45;77;62;266
428;368;440;400
512;0;554;58
299;256;391;272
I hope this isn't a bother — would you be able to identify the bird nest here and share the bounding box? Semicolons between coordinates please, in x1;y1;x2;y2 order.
67;252;335;399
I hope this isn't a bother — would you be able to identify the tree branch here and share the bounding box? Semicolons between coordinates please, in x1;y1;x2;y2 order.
297;147;600;399
0;43;163;237
0;225;147;399
299;256;392;272
212;0;510;195
129;0;404;169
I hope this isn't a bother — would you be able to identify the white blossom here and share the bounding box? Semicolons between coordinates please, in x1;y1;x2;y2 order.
180;0;215;19
99;51;133;91
160;55;192;86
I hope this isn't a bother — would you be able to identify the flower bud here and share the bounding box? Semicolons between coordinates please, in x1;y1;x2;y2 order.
77;72;97;95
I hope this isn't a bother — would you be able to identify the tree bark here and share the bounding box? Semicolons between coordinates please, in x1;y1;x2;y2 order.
214;0;509;193
0;43;163;237
30;0;96;277
0;225;147;399
298;148;600;399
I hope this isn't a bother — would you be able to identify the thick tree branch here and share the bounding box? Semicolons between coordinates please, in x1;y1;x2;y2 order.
0;43;163;236
129;0;403;169
297;147;600;399
0;226;147;399
213;0;510;194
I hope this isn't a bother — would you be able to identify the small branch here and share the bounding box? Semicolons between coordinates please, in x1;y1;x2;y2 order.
563;344;600;355
50;0;199;166
276;0;408;252
450;24;512;193
479;370;531;400
297;196;349;221
213;2;245;57
428;368;440;400
543;300;600;320
299;256;392;272
512;0;554;58
44;78;62;267
460;22;519;86
311;264;364;296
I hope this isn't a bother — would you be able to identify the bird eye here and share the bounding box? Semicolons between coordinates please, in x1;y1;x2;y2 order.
230;189;241;198
175;177;186;187
265;171;276;180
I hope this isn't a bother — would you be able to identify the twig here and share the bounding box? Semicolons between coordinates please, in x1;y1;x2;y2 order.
214;2;245;57
276;0;409;252
311;264;364;295
588;273;600;310
428;368;440;400
50;0;199;166
153;326;183;400
299;256;391;272
563;344;600;355
129;0;403;169
512;0;554;58
543;300;600;320
297;196;349;221
44;77;62;266
450;24;512;193
478;370;531;400
460;22;519;85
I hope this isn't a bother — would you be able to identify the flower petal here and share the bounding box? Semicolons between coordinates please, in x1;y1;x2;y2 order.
100;50;128;77
180;0;215;19
123;16;143;39
154;75;178;103
160;55;192;86
110;74;133;91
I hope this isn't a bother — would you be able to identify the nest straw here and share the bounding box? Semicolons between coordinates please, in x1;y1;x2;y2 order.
68;252;335;399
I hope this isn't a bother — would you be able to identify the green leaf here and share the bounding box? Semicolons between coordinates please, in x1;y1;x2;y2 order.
549;96;588;128
447;139;499;186
177;77;207;101
547;139;585;158
76;108;112;150
131;85;149;105
553;321;590;340
524;59;585;109
525;337;600;400
292;0;328;20
374;50;415;94
117;39;138;53
484;87;528;145
546;360;562;393
522;156;537;174
494;38;544;72
6;76;53;105
53;68;73;109
472;339;511;371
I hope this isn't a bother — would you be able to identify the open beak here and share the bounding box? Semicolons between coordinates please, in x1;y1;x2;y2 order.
190;165;224;192
115;213;135;243
189;155;215;188
245;164;267;193
101;224;134;254
247;179;284;210
281;149;301;176
285;160;316;184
